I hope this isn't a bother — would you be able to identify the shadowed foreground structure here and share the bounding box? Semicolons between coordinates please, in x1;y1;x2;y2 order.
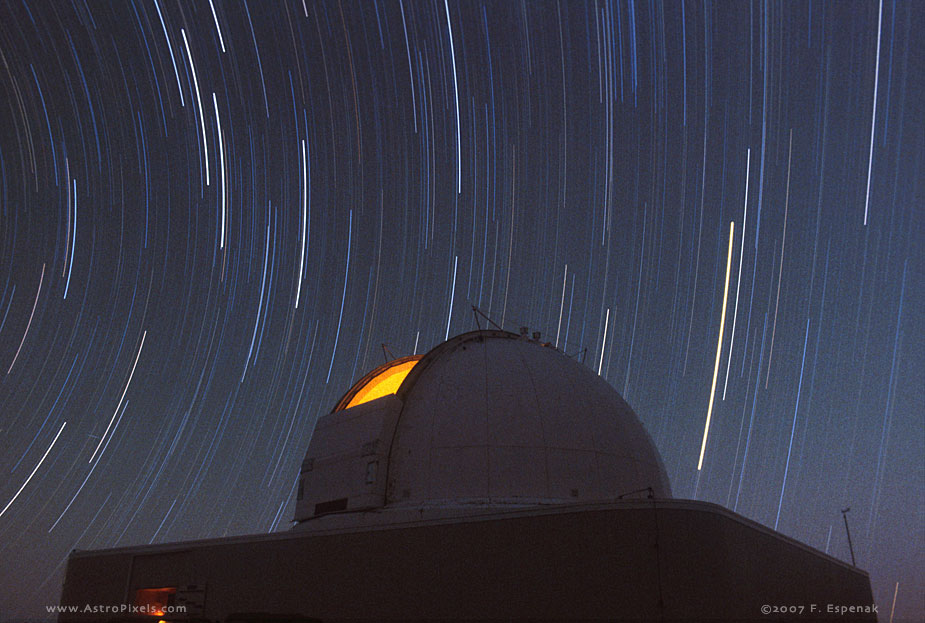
59;331;875;622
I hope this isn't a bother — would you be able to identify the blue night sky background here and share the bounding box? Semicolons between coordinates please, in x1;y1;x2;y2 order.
0;1;922;620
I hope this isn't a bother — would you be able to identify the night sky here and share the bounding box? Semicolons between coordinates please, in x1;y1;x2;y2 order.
0;1;922;620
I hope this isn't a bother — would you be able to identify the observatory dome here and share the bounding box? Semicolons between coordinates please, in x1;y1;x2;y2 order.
295;330;670;522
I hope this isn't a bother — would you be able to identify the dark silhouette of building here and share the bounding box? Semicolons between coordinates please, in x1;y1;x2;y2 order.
59;330;876;622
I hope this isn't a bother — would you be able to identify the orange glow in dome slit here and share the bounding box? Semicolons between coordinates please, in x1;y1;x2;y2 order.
344;359;419;409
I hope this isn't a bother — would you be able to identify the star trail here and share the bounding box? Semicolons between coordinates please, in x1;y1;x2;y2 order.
0;1;922;620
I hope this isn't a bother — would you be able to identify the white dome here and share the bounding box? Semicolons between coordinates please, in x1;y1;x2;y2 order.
385;330;672;505
295;330;670;523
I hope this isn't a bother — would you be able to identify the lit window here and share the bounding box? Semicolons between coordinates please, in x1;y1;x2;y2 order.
135;587;176;617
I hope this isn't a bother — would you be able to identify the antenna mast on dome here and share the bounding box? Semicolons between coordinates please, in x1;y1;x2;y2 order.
470;304;503;331
381;343;397;363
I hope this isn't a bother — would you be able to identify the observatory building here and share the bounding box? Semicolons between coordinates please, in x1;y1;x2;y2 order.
59;330;875;622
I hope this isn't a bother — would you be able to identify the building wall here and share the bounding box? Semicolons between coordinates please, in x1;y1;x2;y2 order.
60;502;875;622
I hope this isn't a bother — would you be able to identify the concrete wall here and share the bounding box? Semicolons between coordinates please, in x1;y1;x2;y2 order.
59;502;875;622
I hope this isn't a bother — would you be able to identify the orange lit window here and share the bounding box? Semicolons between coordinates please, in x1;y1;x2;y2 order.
135;587;176;616
336;356;421;411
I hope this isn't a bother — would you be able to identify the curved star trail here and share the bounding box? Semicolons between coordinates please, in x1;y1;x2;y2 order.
0;2;922;620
